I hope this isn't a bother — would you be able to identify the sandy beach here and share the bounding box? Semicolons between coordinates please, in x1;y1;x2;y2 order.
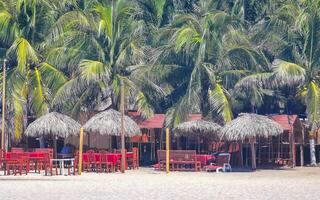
0;167;319;200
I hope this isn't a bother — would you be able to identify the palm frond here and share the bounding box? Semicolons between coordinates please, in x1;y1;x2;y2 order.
271;59;306;87
38;62;67;93
7;37;39;73
79;59;111;84
306;81;320;130
208;83;233;123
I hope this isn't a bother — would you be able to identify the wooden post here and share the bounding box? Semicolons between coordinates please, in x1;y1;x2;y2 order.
239;142;244;167
250;138;256;170
120;80;126;173
54;136;58;159
166;128;170;174
289;129;296;168
300;126;305;167
291;132;296;168
78;127;84;175
197;136;200;153
1;59;6;150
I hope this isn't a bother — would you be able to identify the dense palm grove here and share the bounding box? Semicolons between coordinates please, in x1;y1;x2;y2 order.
0;0;319;150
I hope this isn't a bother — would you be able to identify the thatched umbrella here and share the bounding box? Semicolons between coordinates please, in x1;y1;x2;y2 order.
83;109;140;173
25;112;81;137
25;112;81;158
174;120;221;152
221;113;283;169
83;109;140;136
175;120;221;138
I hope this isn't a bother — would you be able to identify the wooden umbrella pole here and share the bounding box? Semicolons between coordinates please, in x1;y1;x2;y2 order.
300;126;305;167
166;128;170;174
1;59;6;150
78;127;84;175
54;135;58;159
239;141;243;168
198;136;200;153
250;137;256;170
120;80;126;173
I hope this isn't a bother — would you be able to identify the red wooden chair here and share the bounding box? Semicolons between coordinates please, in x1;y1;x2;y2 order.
42;153;56;176
93;153;102;173
204;153;232;172
82;153;90;172
101;153;114;173
128;148;139;170
87;150;95;171
113;149;127;170
6;153;26;175
34;152;47;174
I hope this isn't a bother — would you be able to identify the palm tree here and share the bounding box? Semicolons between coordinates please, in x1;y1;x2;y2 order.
254;0;320;165
0;0;67;140
155;0;271;127
47;0;165;119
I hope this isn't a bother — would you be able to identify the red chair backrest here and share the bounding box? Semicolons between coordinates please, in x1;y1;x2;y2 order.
9;152;19;160
5;152;11;159
94;153;101;162
83;153;89;162
29;152;45;158
87;150;95;162
101;153;107;162
35;148;53;159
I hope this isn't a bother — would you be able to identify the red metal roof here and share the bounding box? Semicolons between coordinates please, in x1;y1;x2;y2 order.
128;112;202;128
270;115;299;131
188;114;202;121
128;111;165;129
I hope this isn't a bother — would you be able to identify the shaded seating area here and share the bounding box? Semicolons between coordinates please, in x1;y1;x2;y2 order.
0;148;76;176
77;148;139;173
221;113;284;170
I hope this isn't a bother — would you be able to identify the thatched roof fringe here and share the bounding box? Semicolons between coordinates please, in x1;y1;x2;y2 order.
25;112;81;137
221;113;283;141
83;109;140;136
174;120;221;139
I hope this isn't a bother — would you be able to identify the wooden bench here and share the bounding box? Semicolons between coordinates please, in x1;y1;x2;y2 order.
157;150;201;171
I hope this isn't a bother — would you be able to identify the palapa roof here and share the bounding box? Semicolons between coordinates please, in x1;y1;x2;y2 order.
221;113;283;141
174;120;221;139
83;109;140;136
25;112;81;137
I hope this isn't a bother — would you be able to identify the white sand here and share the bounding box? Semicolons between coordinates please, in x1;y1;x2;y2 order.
0;167;320;200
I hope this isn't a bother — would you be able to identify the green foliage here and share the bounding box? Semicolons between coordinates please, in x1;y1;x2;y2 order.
1;0;320;139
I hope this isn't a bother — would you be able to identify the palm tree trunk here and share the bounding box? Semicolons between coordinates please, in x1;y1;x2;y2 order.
309;137;317;166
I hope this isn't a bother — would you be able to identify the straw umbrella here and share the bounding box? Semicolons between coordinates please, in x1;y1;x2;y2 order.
83;109;140;173
221;113;283;169
174;120;222;152
83;109;140;136
25;112;81;158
